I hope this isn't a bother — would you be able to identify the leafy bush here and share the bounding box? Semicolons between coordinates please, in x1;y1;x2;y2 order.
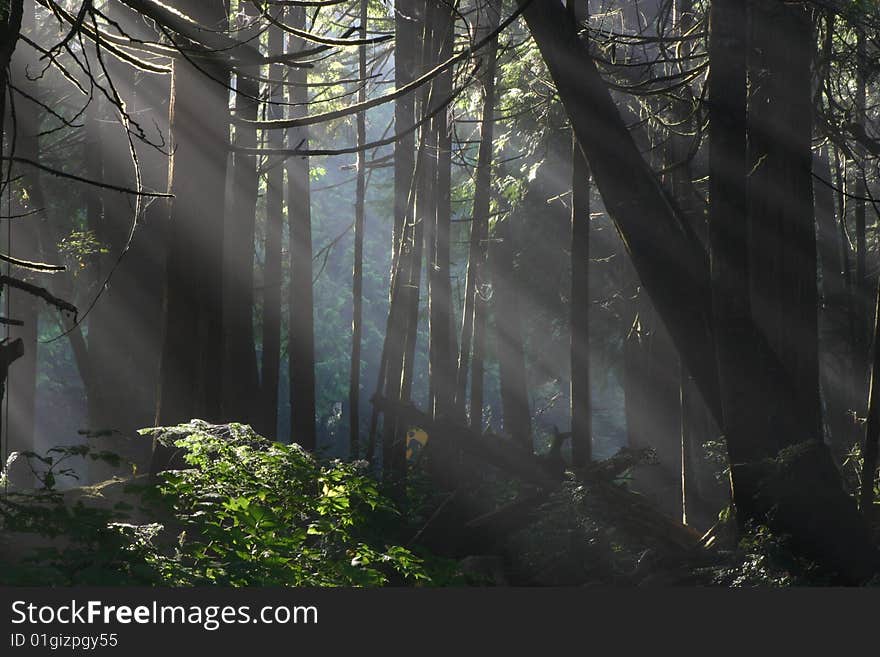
141;421;427;586
1;422;429;587
709;523;824;587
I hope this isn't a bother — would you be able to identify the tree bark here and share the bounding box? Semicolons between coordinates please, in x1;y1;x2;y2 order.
259;22;285;439
222;2;260;425
153;0;229;470
746;0;821;451
427;0;457;421
861;284;880;518
287;6;317;450
457;2;499;431
570;135;591;467
349;0;368;458
3;0;38;489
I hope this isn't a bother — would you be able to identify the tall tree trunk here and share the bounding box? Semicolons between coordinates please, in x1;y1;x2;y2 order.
861;285;880;517
815;142;850;455
853;27;869;408
368;0;417;464
287;6;317;450
223;2;260;425
570;135;591;467
834;145;861;445
391;9;431;481
746;0;820;450
457;2;499;430
5;0;91;427
0;1;22;116
3;0;38;489
153;0;229;469
708;0;774;512
427;0;456;421
382;2;431;492
260;22;285;439
349;0;368;457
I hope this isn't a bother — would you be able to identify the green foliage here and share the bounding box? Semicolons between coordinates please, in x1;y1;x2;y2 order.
15;443;121;491
710;523;827;587
140;421;428;586
0;449;157;585
58;229;107;282
0;422;430;586
841;441;880;502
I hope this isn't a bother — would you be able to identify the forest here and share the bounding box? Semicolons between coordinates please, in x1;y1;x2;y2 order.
0;0;879;588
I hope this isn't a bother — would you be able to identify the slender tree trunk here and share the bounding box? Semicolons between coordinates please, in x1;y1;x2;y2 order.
349;0;368;458
383;2;430;491
458;3;499;430
853;27;870;430
3;0;35;488
428;0;456;421
0;1;22;113
570;135;591;467
368;0;417;463
834;145;861;445
260;23;285;439
5;0;90;422
223;2;260;425
861;285;880;517
391;0;416;270
815;143;849;454
287;7;317;450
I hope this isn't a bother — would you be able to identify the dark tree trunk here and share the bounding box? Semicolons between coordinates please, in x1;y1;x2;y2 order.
368;0;417;466
153;0;229;469
861;285;880;518
746;0;820;451
222;2;260;425
853;28;869;410
6;0;91;431
3;1;38;489
287;7;317;450
259;23;285;439
457;3;499;431
349;0;368;457
373;0;421;482
815;143;850;455
427;0;457;421
570;136;591;467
